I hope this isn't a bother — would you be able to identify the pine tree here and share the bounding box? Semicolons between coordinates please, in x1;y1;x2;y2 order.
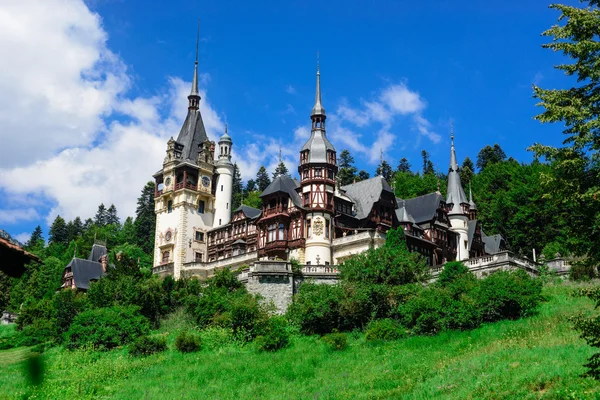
106;204;120;226
356;170;370;182
256;166;271;192
49;215;68;245
338;149;358;186
476;144;506;170
421;150;435;175
134;182;156;255
397;158;411;173
119;216;137;245
26;225;44;248
232;163;243;213
245;179;257;193
376;160;394;183
460;157;475;186
272;161;290;179
95;203;108;226
83;218;93;231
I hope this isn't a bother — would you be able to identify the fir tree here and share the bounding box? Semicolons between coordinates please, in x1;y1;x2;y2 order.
95;203;108;226
476;144;506;170
376;159;394;183
245;179;257;194
26;225;44;248
119;216;137;245
272;161;291;179
356;170;370;182
83;218;93;231
338;149;358;186
232;163;243;213
49;215;68;245
460;157;475;187
397;158;411;174
256;166;271;192
106;204;120;226
421;150;435;175
134;182;156;255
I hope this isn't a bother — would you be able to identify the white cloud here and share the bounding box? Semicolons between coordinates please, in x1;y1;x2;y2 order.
380;84;426;115
14;232;31;244
0;0;129;169
413;115;441;144
0;208;40;224
285;85;296;95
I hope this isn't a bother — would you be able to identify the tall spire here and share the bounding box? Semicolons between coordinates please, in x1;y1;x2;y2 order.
311;52;325;118
446;125;469;215
469;182;477;210
188;21;200;109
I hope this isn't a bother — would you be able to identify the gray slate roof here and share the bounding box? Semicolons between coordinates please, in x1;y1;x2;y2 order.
341;176;394;220
482;232;504;254
260;175;303;208
300;130;335;163
234;205;262;219
446;139;469;214
66;258;105;290
88;244;107;263
467;220;478;248
395;199;416;224
176;109;209;162
400;192;444;224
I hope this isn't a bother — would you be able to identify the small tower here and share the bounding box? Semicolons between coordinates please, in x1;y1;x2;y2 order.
468;183;478;221
214;125;234;227
298;59;338;266
446;130;470;261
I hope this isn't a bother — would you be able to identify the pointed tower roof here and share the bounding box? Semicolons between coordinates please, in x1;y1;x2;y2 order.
311;54;325;117
175;24;208;163
446;129;469;215
469;183;477;210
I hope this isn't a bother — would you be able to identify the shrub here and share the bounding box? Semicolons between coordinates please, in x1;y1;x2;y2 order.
255;316;290;352
569;260;598;281
65;305;150;350
53;289;88;339
129;335;167;357
437;262;473;287
476;269;542;322
200;326;238;351
286;283;344;335
573;287;600;378
339;283;393;330
365;319;405;341
175;330;202;353
321;332;348;351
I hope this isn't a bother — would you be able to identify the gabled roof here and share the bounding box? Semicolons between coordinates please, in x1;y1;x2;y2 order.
66;258;105;290
260;175;303;208
0;237;40;278
234;205;262;219
88;244;107;263
175;109;209;162
395;199;416;224
482;232;504;254
341;176;394;220
400;192;445;224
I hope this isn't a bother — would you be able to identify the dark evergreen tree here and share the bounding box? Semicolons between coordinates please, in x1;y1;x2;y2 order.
356;170;370;182
272;161;290;179
119;216;137;245
476;144;507;170
49;215;69;245
396;158;411;173
338;149;358;186
460;156;475;187
95;203;108;226
245;179;257;193
106;204;120;226
376;159;394;183
256;166;271;192
83;218;93;231
232;163;243;213
421;150;435;175
134;182;156;255
27;225;44;248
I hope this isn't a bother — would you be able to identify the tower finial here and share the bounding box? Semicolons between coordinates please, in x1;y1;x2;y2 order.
189;21;200;103
279;147;282;164
311;52;325;118
450;122;454;145
225;123;228;134
195;19;200;64
380;148;383;164
317;51;320;74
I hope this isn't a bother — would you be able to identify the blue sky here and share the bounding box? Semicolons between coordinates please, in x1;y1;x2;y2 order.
0;0;576;242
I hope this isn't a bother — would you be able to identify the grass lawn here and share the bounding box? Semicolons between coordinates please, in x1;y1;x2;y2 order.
1;281;599;399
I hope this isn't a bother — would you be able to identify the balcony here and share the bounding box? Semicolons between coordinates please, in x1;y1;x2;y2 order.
174;182;197;191
264;240;288;252
262;207;290;219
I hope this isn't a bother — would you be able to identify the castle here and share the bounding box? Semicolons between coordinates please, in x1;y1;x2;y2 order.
151;47;508;291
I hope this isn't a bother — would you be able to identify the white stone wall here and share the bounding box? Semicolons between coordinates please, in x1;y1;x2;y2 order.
304;213;332;265
449;215;469;261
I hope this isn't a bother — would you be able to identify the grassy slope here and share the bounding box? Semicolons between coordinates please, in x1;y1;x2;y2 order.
1;282;600;399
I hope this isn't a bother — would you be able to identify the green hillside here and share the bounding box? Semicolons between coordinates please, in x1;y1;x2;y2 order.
1;281;599;400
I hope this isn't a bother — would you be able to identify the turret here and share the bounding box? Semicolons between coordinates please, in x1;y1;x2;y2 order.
468;183;478;221
214;125;234;227
446;130;470;261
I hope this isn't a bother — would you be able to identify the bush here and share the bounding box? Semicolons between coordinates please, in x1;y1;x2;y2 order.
129;335;167;357
321;332;348;351
287;283;344;335
255;316;290;352
437;262;473;287
573;287;600;379
365;319;405;341
65;305;150;350
476;269;542;322
175;330;202;353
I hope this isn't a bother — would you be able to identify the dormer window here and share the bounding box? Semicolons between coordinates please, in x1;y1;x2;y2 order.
315;169;322;177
